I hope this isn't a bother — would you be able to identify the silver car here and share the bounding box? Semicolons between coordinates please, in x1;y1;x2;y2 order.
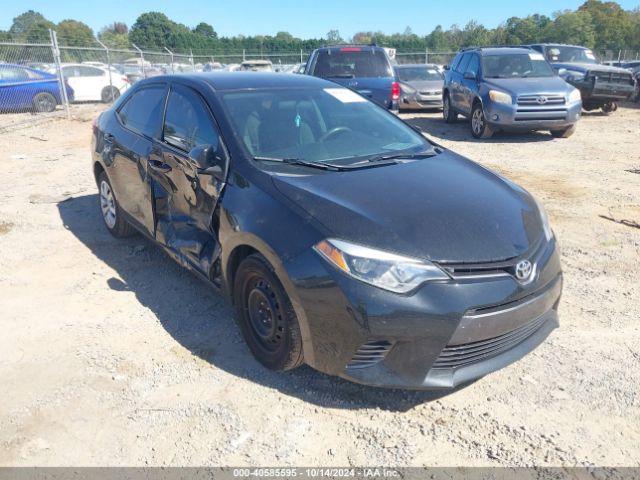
394;64;444;110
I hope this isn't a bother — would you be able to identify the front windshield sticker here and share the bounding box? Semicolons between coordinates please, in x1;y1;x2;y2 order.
585;51;596;60
324;88;367;103
529;53;545;61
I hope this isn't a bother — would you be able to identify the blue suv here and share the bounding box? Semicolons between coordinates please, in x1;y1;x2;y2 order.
442;47;582;139
305;45;399;111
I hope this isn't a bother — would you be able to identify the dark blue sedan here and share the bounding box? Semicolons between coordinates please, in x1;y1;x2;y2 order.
0;64;74;113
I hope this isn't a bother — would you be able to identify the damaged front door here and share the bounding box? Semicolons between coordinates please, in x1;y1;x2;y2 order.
151;83;227;276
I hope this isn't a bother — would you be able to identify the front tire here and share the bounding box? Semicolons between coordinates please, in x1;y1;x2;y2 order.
471;102;494;139
550;125;577;138
443;94;457;123
97;172;135;237
233;254;304;371
32;92;57;113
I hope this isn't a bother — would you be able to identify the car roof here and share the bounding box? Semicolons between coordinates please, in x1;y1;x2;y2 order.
529;43;590;49
315;44;385;52
394;63;439;68
140;72;338;91
463;47;534;56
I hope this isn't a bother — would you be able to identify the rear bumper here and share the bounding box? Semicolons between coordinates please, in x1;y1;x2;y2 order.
400;94;443;110
286;237;562;389
485;99;581;131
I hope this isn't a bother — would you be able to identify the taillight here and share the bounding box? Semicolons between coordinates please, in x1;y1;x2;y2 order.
340;47;362;52
122;76;130;84
391;81;400;101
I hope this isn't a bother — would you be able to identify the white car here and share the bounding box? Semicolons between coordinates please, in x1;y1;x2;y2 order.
55;64;130;103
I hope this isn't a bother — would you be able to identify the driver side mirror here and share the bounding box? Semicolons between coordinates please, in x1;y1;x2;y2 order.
443;65;450;71
463;71;477;80
188;144;225;179
557;68;567;76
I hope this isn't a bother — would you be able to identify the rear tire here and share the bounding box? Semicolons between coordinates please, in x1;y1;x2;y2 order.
97;172;136;238
550;125;576;138
233;254;304;371
32;92;57;113
470;102;494;139
443;94;457;123
101;86;120;103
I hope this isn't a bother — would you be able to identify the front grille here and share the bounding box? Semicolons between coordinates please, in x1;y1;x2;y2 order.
346;340;393;369
590;71;634;85
441;258;517;280
432;315;547;369
517;94;566;106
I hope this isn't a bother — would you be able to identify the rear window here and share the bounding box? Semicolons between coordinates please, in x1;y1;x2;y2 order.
313;49;392;78
396;66;443;82
117;85;166;138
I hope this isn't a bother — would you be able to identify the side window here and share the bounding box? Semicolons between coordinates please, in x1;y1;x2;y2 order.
465;54;480;77
62;67;76;78
450;54;463;72
163;86;219;152
116;85;167;138
79;66;103;77
0;67;29;80
454;53;470;73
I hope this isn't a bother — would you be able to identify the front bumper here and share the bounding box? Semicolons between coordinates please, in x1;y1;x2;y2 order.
569;77;635;101
286;238;562;389
484;98;582;131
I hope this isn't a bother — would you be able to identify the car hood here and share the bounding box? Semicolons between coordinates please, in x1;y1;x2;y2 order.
484;76;572;96
272;152;544;263
552;62;632;74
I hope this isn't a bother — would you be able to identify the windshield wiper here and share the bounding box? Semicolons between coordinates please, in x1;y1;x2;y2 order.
254;156;355;171
325;74;355;78
364;150;441;163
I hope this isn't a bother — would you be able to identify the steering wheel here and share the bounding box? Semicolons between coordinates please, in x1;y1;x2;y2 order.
319;126;353;142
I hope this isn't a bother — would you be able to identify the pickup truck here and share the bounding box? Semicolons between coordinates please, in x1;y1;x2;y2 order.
528;43;636;112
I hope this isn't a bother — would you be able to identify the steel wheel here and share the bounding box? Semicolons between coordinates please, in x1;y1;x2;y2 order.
233;254;304;371
245;276;285;354
100;179;117;229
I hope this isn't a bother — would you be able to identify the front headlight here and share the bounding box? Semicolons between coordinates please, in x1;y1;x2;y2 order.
568;88;581;103
532;196;553;242
489;90;512;104
314;239;449;294
564;70;586;81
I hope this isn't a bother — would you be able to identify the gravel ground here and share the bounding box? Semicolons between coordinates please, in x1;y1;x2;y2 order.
0;102;638;467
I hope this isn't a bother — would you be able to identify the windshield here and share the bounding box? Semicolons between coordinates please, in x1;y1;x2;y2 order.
545;46;598;64
483;53;555;78
313;50;392;78
396;66;443;82
221;87;430;164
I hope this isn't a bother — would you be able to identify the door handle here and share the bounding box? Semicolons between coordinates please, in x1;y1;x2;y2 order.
148;159;172;173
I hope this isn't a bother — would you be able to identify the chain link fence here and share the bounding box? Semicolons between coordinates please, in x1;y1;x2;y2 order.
2;30;639;131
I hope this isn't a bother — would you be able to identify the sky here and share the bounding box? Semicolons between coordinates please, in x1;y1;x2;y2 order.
1;0;639;38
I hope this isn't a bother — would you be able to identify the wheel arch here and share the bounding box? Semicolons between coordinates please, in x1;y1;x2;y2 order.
222;233;316;366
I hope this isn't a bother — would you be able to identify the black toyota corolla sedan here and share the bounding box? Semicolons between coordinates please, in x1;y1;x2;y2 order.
91;72;562;389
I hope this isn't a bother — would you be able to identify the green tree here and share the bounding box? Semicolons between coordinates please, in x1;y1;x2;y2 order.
9;10;47;35
547;10;596;47
23;19;55;43
578;0;632;48
98;23;130;49
129;12;190;49
56;20;94;46
193;22;217;38
326;29;343;44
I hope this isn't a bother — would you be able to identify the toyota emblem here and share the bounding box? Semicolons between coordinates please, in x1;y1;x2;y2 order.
536;96;548;104
515;260;533;281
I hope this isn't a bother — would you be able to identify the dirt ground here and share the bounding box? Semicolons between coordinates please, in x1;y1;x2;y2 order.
0;102;639;467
